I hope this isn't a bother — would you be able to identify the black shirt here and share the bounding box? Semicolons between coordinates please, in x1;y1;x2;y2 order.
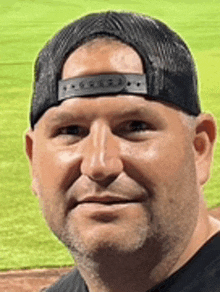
43;232;220;292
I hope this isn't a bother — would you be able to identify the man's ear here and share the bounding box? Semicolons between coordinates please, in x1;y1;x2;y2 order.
193;113;217;186
25;129;39;196
26;129;33;164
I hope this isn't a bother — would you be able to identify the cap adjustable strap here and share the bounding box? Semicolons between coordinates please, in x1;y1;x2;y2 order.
58;74;147;101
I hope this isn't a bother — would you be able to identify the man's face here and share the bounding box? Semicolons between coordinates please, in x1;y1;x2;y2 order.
28;39;200;264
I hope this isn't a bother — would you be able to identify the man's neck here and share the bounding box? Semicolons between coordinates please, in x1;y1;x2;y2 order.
167;204;220;278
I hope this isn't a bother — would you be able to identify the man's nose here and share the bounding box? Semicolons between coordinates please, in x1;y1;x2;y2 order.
81;121;123;185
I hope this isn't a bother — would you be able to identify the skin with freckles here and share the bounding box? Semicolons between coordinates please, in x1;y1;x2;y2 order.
26;39;220;292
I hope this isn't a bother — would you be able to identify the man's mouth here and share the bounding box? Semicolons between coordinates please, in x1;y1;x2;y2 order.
67;194;145;213
77;196;135;205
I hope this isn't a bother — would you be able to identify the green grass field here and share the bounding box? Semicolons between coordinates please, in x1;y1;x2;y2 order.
1;0;220;271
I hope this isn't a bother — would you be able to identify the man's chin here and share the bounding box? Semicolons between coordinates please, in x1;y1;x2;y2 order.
59;200;153;256
59;221;151;262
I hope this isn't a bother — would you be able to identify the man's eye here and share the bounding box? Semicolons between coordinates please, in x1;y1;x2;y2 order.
123;121;154;133
58;126;89;137
116;120;155;140
125;121;147;132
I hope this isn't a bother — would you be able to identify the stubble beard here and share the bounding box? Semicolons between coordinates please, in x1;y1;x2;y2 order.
57;198;199;289
59;209;157;266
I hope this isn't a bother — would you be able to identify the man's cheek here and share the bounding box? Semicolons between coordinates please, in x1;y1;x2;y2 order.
34;150;65;189
40;150;82;188
149;143;187;180
135;143;185;181
40;193;66;234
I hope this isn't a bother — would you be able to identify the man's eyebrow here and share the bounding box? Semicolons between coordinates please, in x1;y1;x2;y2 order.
46;103;155;124
46;111;88;123
113;106;154;119
47;111;84;124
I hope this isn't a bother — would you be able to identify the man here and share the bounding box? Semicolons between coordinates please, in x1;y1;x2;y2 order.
26;11;220;291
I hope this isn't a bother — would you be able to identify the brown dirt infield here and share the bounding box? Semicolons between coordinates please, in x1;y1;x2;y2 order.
1;208;220;292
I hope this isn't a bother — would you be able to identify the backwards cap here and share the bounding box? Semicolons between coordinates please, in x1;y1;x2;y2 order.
31;11;201;128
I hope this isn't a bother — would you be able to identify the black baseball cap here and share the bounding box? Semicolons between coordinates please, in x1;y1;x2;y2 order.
30;11;201;129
